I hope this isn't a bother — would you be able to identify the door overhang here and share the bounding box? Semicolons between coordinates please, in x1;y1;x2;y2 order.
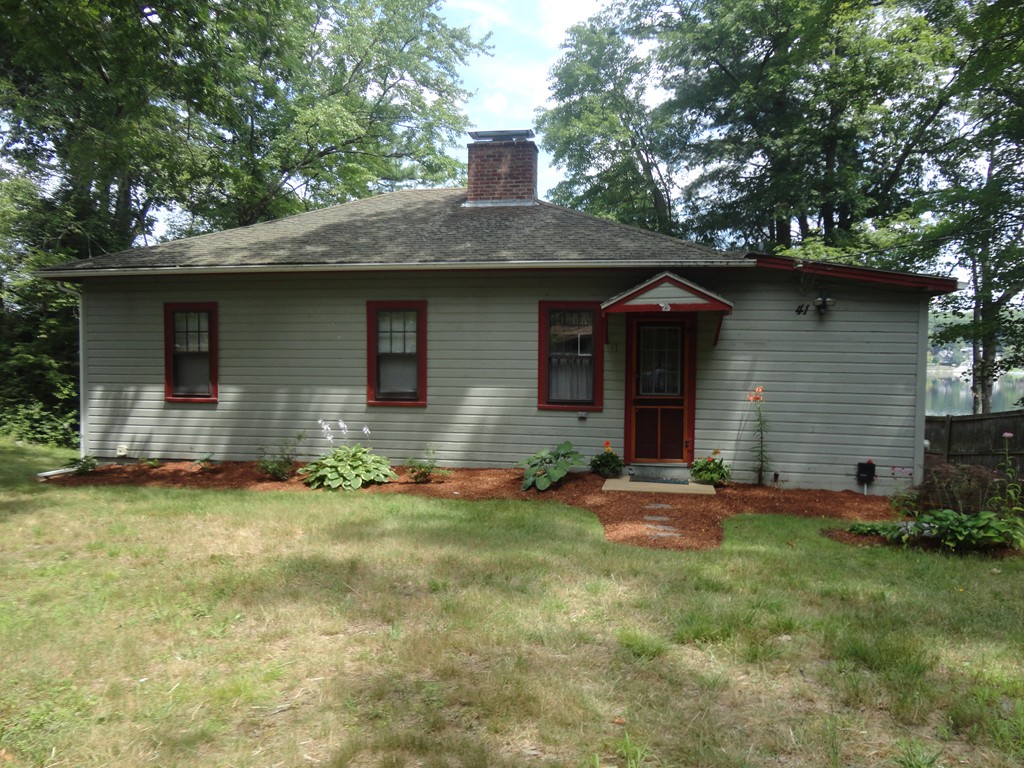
602;272;733;345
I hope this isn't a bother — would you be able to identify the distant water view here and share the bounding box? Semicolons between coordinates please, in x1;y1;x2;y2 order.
927;369;1024;415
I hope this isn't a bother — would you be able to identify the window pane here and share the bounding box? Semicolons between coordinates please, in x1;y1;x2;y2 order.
548;356;593;402
549;310;593;356
173;354;211;396
175;311;210;352
378;310;416;356
378;353;418;397
547;308;595;403
638;326;682;396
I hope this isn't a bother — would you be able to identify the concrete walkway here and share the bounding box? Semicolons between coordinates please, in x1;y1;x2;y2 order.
601;476;716;495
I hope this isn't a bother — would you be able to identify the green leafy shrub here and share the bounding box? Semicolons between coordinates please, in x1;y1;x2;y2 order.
590;442;624;478
862;435;1024;553
65;454;98;475
0;401;79;448
257;433;303;481
518;440;584;491
904;509;1024;552
299;444;397;491
405;446;451;484
850;511;1024;552
690;450;731;485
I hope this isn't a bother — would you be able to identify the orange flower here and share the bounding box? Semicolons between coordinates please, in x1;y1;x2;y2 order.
604;440;612;453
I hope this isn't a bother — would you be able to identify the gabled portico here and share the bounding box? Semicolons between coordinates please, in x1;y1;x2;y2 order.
602;273;733;465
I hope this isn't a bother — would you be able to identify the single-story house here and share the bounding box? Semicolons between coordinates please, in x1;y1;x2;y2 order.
41;129;958;492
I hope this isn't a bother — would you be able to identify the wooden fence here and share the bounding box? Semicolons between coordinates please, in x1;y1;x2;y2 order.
925;409;1024;470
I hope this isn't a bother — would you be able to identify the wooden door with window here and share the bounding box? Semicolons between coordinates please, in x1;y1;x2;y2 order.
626;317;695;463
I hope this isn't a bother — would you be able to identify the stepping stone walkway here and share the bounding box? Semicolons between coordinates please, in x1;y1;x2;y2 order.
642;514;682;538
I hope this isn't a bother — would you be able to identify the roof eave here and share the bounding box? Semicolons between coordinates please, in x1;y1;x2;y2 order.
39;258;755;280
749;253;959;295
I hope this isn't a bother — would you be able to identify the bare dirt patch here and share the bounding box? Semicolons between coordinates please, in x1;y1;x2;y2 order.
49;462;895;551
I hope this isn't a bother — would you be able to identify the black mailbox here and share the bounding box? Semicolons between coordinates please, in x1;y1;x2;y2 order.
856;462;876;484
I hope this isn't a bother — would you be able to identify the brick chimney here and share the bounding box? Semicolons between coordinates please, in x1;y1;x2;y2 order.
465;129;538;206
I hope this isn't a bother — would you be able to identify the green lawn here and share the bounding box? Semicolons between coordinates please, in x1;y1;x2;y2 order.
2;438;1023;767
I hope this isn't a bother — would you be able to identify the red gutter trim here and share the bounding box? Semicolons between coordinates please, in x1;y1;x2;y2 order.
750;254;958;294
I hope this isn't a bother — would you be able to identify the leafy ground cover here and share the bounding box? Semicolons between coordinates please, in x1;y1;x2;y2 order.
2;439;1023;767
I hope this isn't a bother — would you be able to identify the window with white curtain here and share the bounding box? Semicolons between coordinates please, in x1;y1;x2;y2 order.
543;305;602;407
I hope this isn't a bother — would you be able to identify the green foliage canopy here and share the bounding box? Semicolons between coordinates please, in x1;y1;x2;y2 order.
0;0;487;443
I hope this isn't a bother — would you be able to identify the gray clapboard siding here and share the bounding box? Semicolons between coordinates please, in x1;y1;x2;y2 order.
690;271;927;491
78;268;926;491
80;271;629;468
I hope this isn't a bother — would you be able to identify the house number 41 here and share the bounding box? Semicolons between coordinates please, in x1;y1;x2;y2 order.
795;304;810;315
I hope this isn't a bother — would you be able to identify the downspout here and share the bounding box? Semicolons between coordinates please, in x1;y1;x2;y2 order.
55;282;87;458
913;295;929;487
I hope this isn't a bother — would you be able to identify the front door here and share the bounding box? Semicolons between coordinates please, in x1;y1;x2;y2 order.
627;317;695;463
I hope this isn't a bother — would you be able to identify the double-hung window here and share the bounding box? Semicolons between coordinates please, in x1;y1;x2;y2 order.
539;301;603;410
164;303;218;402
367;301;427;406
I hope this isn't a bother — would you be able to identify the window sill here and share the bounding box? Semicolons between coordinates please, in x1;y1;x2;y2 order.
367;399;427;408
165;397;219;404
538;403;603;412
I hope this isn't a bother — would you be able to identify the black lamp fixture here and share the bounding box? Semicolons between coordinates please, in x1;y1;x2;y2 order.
812;294;835;315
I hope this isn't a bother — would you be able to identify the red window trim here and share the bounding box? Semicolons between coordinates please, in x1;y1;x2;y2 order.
367;300;427;407
538;301;604;412
164;302;219;403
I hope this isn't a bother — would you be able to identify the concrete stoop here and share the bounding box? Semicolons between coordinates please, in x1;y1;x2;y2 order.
602;474;716;495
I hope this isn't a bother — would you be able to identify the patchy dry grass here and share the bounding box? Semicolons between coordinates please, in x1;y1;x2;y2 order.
1;438;1023;767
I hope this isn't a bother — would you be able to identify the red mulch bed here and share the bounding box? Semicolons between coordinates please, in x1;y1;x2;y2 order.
46;462;898;552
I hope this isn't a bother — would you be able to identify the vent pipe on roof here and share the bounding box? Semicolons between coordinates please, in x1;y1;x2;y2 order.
465;129;538;207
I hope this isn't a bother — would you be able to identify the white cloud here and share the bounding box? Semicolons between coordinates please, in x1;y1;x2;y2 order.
480;90;509;119
535;0;603;48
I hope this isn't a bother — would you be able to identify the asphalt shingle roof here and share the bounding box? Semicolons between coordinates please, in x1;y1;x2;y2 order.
40;188;745;277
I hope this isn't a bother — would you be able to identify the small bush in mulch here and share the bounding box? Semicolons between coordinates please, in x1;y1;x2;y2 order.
899;458;1000;516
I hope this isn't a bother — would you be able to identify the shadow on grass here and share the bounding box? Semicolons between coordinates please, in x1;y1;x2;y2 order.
0;438;77;521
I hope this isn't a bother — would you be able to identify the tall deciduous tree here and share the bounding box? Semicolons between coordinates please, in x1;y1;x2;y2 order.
924;0;1024;413
0;0;485;443
181;0;483;232
541;0;1023;413
647;0;962;251
537;17;675;234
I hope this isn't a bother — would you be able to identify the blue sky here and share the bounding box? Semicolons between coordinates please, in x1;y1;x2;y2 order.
438;0;605;198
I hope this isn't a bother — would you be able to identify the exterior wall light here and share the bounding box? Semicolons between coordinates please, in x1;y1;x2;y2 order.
812;295;835;315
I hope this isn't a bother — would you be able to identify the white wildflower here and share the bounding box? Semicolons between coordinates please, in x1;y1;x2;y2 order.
362;425;371;437
338;420;349;435
319;420;334;442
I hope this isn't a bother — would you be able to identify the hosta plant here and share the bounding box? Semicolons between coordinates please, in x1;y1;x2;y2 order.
299;444;397;491
518;440;585;491
850;509;1024;553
